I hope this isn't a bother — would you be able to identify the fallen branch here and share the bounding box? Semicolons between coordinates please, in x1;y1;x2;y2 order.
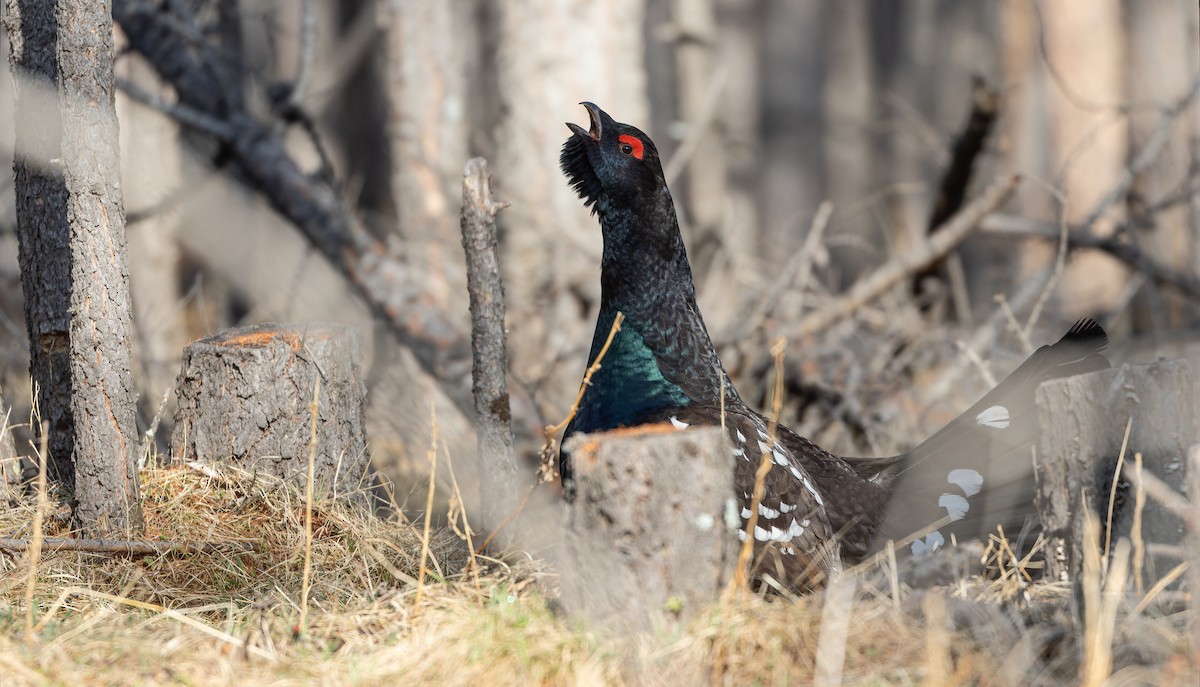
112;2;471;412
0;537;259;556
793;175;1020;338
981;215;1200;302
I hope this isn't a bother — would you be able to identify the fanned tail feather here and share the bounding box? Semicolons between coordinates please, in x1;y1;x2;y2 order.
865;319;1109;554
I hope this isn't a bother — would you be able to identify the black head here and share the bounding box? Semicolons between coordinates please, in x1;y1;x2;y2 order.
560;102;666;214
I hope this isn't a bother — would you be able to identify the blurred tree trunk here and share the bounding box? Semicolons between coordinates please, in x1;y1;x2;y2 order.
758;1;826;264
1001;0;1055;284
6;0;143;535
1043;0;1128;319
493;0;649;413
1125;0;1194;332
669;0;729;280
1190;2;1200;286
381;0;471;319
117;52;185;425
821;0;878;282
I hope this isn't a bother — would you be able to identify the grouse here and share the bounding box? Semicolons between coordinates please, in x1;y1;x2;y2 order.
558;102;1109;590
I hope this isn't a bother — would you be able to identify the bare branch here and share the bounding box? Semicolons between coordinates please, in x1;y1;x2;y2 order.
982;215;1200;302
793;175;1020;338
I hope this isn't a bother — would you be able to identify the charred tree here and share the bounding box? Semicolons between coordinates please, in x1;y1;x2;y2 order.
6;0;142;535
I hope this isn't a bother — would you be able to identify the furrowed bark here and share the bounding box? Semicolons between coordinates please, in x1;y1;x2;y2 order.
7;0;142;535
170;324;370;500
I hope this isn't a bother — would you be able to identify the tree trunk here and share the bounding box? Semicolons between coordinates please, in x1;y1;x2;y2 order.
170;324;370;499
382;0;471;319
493;0;649;414
116;49;185;430
1035;361;1194;585
6;0;142;536
559;426;736;631
1042;0;1129;318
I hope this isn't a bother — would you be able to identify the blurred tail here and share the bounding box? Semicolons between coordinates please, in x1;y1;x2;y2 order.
865;319;1110;554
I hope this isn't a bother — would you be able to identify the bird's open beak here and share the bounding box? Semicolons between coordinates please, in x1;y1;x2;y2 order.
566;101;602;142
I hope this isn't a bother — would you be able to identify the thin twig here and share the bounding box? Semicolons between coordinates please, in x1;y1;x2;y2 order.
415;401;439;609
288;0;318;111
55;586;274;660
476;483;538;555
1131;452;1146;597
1103;416;1134;562
733;338;787;591
545;312;626;438
298;377;320;637
23;422;47;644
0;538;259;555
442;448;480;589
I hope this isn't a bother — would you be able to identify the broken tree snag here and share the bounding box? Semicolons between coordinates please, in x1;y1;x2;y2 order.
460;157;518;542
1035;360;1194;585
170;324;369;499
559;426;736;632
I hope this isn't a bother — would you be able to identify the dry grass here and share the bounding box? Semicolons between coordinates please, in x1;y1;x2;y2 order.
0;461;1194;686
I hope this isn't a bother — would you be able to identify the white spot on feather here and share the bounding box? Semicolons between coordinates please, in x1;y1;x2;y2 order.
759;503;780;519
788;518;806;537
757;440;771;454
948;468;983;497
789;465;825;506
779;502;795;513
670;416;689;430
735;429;746;443
737;528;747;542
911;530;945;556
757;428;769;441
741;507;752;520
772;448;789;466
754;526;771;542
939;493;970;521
975;404;1010;429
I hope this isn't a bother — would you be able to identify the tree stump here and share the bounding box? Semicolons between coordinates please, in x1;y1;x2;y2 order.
170;324;370;499
1035;360;1194;584
559;426;737;632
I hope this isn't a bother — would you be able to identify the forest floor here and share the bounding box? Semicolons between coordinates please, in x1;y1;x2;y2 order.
0;457;1194;686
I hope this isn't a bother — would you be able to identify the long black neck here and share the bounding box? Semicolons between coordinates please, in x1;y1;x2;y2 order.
567;188;738;437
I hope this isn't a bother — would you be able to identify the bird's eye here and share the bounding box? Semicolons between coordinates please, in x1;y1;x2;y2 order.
617;134;644;160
